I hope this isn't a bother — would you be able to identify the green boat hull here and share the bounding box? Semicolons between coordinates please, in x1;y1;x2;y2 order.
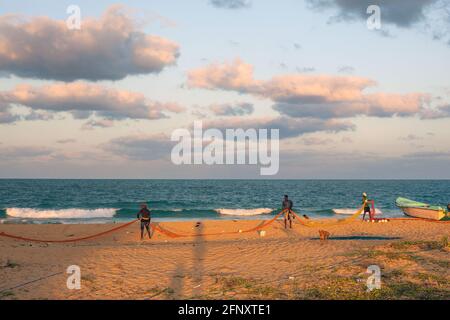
396;197;447;221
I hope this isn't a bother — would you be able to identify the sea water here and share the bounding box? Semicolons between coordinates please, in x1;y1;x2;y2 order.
0;179;448;224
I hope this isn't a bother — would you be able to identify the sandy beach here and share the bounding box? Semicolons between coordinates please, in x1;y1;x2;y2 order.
1;218;449;300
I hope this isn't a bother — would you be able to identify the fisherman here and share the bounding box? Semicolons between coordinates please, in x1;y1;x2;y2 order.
282;195;294;229
137;203;152;240
361;193;372;220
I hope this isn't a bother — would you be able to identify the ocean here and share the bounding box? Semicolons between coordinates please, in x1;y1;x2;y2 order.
0;179;449;224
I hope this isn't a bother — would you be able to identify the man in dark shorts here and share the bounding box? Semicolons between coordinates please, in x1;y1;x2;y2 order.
362;193;371;220
137;203;152;240
282;195;294;229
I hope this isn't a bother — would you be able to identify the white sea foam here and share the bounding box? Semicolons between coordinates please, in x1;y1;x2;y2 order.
215;208;273;216
333;208;383;215
5;208;117;219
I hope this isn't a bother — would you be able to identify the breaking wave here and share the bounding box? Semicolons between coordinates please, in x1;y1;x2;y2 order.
215;208;273;216
5;208;117;219
332;208;383;215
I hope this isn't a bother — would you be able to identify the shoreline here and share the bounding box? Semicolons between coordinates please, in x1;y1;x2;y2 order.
1;217;448;241
0;210;409;225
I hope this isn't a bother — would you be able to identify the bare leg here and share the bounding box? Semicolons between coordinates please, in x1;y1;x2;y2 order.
362;210;367;221
146;224;151;239
284;211;289;229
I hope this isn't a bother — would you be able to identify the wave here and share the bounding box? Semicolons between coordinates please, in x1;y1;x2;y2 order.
332;208;383;215
5;208;117;219
215;208;273;216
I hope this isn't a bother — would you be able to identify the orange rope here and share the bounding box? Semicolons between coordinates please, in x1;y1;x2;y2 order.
151;210;287;238
289;206;364;228
0;211;286;242
3;207;444;243
290;210;450;227
0;219;138;243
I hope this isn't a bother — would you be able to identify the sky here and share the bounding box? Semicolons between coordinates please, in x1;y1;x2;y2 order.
0;0;449;179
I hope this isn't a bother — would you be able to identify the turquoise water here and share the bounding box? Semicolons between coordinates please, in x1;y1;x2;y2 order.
0;179;449;224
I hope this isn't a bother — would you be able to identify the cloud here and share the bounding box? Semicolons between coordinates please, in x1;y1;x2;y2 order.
420;104;450;119
306;0;438;28
188;58;257;92
300;136;334;145
103;134;174;161
338;65;355;74
259;74;374;104
277;149;450;179
188;58;430;119
296;67;316;73
0;146;53;160
203;116;354;139
22;110;55;121
403;151;450;158
209;102;254;116
306;0;450;45
274;93;428;119
0;5;180;81
82;119;115;130
341;136;353;143
210;0;251;9
188;58;373;101
56;139;76;144
191;108;209;119
398;134;423;141
0;82;185;122
0;106;20;123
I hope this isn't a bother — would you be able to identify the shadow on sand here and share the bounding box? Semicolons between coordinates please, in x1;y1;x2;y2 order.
169;222;205;299
310;236;402;241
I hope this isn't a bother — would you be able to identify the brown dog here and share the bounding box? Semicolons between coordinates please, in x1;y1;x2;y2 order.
318;230;330;241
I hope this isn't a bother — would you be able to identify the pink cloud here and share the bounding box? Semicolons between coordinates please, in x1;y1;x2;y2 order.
0;82;185;121
0;5;179;81
364;93;429;116
188;58;258;92
188;58;430;118
259;74;374;103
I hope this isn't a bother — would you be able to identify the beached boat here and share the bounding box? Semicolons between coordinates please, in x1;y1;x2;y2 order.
396;197;446;221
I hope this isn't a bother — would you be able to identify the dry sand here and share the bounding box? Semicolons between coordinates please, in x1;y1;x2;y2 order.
0;218;449;300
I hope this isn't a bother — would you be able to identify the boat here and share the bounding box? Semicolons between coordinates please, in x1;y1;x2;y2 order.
395;197;446;221
333;208;383;215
